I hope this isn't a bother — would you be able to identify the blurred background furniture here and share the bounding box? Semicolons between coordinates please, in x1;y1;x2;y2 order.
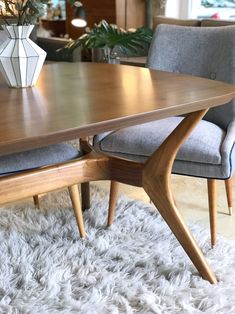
41;18;66;37
36;36;82;62
153;15;235;29
35;15;235;62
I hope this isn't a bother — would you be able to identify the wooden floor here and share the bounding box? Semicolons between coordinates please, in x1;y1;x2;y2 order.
97;175;235;241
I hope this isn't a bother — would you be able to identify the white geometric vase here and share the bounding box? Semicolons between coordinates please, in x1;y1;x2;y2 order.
0;25;46;88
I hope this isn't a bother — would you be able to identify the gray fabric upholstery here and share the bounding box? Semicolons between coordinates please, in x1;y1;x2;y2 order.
95;25;235;180
94;117;235;179
174;119;235;178
147;25;235;130
0;143;79;175
95;118;225;164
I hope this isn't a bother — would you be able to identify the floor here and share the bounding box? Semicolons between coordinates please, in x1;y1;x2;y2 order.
96;175;235;241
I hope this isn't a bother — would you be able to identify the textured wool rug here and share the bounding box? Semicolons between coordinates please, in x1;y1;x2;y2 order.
0;185;235;314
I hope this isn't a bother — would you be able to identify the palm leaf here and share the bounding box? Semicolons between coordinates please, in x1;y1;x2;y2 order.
58;20;153;58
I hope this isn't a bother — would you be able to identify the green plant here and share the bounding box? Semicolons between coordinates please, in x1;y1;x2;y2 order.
59;20;153;61
0;0;49;25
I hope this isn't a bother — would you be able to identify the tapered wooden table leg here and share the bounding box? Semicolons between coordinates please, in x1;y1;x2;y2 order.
143;110;217;284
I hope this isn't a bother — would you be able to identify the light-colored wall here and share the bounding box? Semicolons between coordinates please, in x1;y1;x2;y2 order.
165;0;194;19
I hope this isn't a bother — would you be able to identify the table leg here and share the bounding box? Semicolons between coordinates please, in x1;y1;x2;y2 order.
0;111;218;283
81;182;90;211
143;109;217;284
79;138;93;211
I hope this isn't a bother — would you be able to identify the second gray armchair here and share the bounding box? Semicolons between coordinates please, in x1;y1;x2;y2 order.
94;24;235;247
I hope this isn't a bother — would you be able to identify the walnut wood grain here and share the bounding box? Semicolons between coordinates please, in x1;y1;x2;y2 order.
0;152;144;205
0;63;234;156
143;109;217;283
0;153;108;205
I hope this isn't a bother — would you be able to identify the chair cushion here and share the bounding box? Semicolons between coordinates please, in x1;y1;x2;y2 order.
0;143;79;175
95;117;225;165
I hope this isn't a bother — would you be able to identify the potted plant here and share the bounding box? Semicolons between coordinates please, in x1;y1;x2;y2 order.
59;20;153;63
0;0;49;88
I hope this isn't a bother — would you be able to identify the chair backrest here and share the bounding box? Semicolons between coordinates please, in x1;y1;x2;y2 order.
147;24;235;130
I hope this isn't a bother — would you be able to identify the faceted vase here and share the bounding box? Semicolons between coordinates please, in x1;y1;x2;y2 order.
0;25;46;88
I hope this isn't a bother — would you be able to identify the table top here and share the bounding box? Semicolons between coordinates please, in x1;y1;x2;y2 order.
0;62;235;156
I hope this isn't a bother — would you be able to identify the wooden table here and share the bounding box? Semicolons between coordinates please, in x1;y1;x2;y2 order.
0;62;235;283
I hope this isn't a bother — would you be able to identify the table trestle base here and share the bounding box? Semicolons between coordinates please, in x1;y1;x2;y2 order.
0;110;217;283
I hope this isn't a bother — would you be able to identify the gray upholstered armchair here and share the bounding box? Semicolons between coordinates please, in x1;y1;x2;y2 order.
0;144;85;238
94;25;235;247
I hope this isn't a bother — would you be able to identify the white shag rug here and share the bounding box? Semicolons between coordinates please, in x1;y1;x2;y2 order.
0;185;235;314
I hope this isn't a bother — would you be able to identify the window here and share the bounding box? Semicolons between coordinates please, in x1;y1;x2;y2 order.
191;0;235;19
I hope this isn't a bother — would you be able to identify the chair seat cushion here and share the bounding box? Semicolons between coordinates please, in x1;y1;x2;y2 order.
94;117;227;178
0;143;80;175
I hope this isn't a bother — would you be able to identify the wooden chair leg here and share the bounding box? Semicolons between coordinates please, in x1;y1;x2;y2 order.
225;178;233;216
33;195;40;209
207;179;217;248
107;181;119;226
81;182;90;211
68;185;86;238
